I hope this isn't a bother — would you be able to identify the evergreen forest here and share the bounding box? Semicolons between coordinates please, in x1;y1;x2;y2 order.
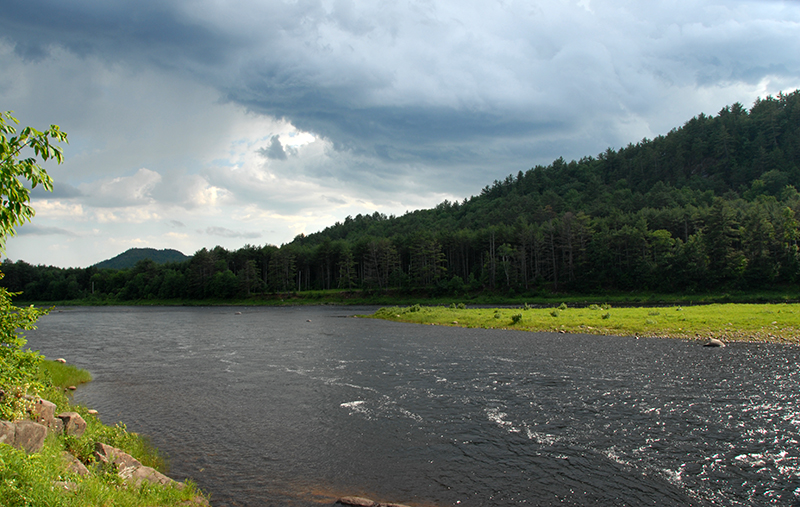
4;91;800;302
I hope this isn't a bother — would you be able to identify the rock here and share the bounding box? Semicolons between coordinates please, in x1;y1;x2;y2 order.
338;497;377;506
55;358;67;364
87;409;99;416
62;451;90;476
13;420;47;453
95;442;143;469
66;386;77;391
95;442;179;488
0;420;15;446
57;412;87;437
33;399;58;429
703;338;726;347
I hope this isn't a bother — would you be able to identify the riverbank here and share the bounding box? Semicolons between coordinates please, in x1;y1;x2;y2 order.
0;359;209;506
365;303;800;344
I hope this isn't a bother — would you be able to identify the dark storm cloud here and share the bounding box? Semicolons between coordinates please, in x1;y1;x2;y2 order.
2;0;798;180
258;136;288;160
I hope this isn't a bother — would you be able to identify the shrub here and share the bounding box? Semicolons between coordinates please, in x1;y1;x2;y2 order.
550;309;559;317
601;312;611;319
589;304;600;310
558;303;568;310
511;313;523;324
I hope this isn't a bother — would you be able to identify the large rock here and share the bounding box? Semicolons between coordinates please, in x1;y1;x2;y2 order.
95;442;178;488
0;420;15;446
337;498;377;507
61;451;90;476
57;412;87;437
12;420;47;453
33;399;59;429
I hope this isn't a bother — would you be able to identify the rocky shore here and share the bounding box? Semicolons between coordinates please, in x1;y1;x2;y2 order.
0;397;208;505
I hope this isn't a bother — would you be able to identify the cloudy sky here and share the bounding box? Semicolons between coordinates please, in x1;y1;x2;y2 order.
1;0;799;267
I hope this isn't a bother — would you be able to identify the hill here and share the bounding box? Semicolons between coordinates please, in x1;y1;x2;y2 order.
2;90;799;301
93;248;189;270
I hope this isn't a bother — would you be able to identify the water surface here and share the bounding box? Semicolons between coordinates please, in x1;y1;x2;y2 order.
25;306;800;506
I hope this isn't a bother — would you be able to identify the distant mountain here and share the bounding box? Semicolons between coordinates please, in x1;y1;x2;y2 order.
94;248;189;270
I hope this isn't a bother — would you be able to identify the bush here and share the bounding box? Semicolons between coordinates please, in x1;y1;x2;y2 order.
601;312;611;319
511;313;523;324
550;309;559;317
558;303;568;310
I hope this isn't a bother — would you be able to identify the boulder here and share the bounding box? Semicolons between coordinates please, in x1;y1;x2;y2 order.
95;442;179;488
0;420;15;446
62;451;90;476
33;399;59;430
703;338;726;348
337;498;377;507
57;412;87;437
13;420;47;453
95;442;142;469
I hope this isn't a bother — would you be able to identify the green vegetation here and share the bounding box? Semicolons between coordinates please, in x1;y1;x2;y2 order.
369;303;800;344
0;385;205;507
93;248;190;270
38;360;93;389
5;91;800;303
0;112;207;506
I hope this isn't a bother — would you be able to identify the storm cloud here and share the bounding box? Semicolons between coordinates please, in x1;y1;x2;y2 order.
1;0;798;266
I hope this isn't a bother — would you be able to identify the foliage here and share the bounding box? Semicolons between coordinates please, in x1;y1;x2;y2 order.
38;359;92;389
0;276;49;420
5;92;800;300
93;248;189;270
0;111;66;252
367;303;800;343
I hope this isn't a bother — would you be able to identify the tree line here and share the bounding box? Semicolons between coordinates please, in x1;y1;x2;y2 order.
3;91;800;300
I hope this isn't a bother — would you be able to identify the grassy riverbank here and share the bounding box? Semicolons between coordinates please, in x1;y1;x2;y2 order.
366;303;800;344
0;360;208;506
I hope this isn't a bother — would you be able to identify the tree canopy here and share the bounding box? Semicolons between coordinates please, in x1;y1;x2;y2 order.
3;91;800;300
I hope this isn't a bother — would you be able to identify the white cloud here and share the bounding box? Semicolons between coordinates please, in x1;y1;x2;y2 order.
1;0;799;267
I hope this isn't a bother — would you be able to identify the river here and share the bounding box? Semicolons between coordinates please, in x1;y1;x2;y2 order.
24;306;800;506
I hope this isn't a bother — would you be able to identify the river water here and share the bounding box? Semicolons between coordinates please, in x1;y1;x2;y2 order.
24;306;800;506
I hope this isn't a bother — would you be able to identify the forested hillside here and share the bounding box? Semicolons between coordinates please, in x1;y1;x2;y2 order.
3;91;800;301
94;248;189;270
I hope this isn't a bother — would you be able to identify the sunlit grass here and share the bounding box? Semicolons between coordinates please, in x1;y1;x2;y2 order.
367;303;800;344
39;359;93;389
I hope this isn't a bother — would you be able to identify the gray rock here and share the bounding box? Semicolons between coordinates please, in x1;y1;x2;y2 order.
95;442;179;488
703;338;726;347
338;497;377;507
33;399;58;429
13;420;47;453
57;412;87;437
0;420;15;446
61;451;90;476
95;442;142;469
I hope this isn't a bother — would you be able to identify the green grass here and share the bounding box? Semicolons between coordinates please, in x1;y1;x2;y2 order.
367;303;800;344
38;360;93;389
1;363;208;507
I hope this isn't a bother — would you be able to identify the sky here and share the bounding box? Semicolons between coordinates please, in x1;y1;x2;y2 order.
1;0;799;268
